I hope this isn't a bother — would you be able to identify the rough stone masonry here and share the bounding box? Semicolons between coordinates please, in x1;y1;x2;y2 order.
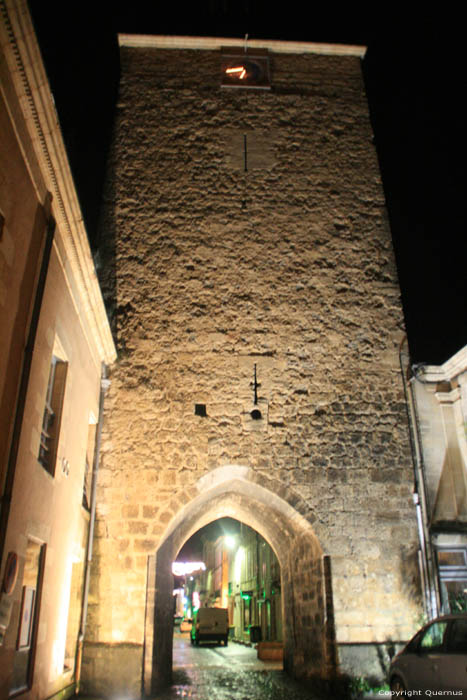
82;38;422;696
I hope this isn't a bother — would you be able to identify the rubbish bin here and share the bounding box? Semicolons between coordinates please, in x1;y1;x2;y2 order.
249;625;262;643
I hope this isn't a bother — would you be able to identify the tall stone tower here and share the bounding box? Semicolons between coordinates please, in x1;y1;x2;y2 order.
83;36;421;695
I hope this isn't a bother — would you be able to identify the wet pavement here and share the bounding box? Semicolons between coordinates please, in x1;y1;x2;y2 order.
172;630;283;671
151;632;327;699
79;632;332;700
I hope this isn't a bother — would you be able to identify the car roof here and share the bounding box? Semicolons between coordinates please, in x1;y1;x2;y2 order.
430;613;467;623
399;613;467;650
413;613;467;634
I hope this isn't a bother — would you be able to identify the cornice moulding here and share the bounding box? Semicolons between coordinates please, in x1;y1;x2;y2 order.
1;0;116;365
414;345;467;384
118;34;367;58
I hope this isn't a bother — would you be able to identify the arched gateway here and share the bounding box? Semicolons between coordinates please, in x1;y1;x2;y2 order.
144;466;335;693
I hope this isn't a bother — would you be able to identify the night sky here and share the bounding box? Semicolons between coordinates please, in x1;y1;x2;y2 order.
27;1;466;366
177;518;242;561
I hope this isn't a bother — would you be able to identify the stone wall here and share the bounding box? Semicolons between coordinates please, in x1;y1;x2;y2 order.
85;43;422;694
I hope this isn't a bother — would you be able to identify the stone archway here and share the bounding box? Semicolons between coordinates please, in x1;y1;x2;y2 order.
144;466;336;693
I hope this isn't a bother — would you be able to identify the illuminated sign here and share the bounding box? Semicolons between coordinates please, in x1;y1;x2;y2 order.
172;561;206;576
226;65;247;80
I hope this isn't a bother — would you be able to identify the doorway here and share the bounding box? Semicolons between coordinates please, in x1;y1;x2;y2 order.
173;518;282;650
144;468;335;694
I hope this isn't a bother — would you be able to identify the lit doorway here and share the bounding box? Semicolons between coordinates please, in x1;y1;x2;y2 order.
144;469;330;694
172;518;282;652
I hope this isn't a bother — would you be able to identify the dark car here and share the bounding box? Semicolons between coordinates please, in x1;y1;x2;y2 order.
389;613;467;693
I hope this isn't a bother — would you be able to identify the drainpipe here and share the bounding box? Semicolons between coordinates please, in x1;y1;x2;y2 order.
0;201;55;569
75;364;110;692
413;492;430;614
255;531;260;626
399;338;439;619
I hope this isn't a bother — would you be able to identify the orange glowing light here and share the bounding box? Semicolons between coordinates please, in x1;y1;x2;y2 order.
226;66;246;79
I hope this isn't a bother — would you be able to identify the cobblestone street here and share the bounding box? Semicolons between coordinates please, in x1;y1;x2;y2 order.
150;633;328;700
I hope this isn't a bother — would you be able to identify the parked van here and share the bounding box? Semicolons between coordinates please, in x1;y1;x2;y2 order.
190;607;229;646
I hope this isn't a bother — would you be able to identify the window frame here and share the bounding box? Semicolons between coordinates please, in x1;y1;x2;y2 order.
437;547;467;614
38;354;68;476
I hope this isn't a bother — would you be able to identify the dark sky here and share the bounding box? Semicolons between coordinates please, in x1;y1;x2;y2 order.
28;1;466;366
176;518;242;561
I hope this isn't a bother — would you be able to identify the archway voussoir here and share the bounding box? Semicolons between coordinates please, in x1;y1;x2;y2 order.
149;472;328;692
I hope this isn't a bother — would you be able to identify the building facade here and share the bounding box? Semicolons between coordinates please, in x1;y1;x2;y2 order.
403;344;467;618
82;35;423;696
0;2;115;699
190;525;282;646
226;525;282;646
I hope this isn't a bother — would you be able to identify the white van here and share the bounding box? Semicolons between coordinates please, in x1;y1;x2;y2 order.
190;607;229;646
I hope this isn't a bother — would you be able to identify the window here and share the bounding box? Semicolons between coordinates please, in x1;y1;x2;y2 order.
82;419;97;510
243;597;251;630
10;540;46;695
438;550;466;567
419;621;448;652
38;355;67;475
437;548;467;613
447;619;467;654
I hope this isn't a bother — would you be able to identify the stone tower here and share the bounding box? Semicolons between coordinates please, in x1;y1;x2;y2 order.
83;36;421;695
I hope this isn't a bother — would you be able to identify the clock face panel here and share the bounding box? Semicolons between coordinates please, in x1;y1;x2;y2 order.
221;53;270;89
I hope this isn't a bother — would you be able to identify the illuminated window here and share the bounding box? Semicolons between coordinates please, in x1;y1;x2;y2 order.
38;355;68;475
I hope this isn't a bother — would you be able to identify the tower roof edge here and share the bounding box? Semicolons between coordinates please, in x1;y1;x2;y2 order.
117;34;366;58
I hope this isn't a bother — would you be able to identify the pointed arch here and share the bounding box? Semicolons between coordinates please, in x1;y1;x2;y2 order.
145;466;336;693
